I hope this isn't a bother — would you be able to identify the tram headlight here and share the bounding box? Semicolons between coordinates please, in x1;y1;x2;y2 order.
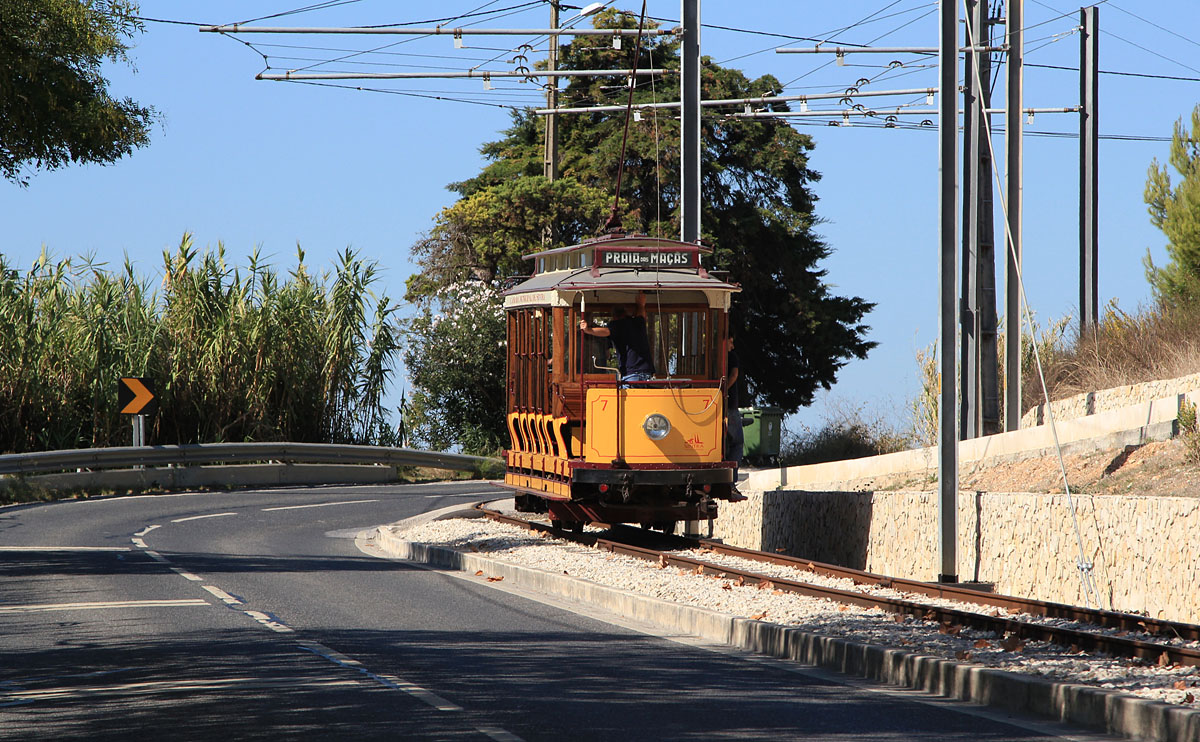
642;413;671;441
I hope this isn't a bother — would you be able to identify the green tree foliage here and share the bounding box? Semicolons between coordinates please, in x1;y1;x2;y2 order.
0;235;399;453
405;10;875;430
401;282;506;453
406;177;610;298
1144;104;1200;305
0;0;154;185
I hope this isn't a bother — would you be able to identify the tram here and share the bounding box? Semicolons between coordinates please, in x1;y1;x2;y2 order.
498;233;742;531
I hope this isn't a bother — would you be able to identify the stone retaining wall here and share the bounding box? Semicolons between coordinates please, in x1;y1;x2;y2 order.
712;490;1200;623
1022;371;1200;428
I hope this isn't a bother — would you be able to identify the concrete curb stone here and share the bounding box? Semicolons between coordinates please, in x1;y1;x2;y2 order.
372;523;1200;742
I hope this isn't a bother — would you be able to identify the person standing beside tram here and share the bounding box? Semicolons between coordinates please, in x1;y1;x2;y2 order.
725;335;744;478
579;291;656;383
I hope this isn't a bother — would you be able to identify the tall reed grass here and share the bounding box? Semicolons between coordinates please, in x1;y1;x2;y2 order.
0;234;399;453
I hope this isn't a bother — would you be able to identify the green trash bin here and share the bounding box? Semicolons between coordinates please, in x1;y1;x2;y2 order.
739;406;783;465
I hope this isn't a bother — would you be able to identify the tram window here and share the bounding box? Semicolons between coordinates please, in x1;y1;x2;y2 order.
646;309;711;378
577;317;615;376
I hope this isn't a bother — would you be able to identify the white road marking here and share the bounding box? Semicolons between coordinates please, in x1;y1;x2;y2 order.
0;677;361;706
0;546;130;552
296;641;525;740
171;512;237;523
298;643;461;711
243;610;294;633
262;499;378;512
142;550;169;563
130;537;147;548
202;585;242;606
134;525;161;537
475;727;526;742
0;599;209;614
170;568;203;582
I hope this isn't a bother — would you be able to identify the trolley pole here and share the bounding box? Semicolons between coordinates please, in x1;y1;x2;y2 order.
937;0;960;584
680;0;701;243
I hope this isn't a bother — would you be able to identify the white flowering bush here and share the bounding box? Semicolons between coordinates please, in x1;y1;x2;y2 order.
401;281;507;453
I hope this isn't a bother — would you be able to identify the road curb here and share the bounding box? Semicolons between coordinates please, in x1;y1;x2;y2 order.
373;526;1200;742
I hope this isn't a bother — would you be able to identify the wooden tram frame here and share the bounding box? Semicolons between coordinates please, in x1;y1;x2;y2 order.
498;233;742;528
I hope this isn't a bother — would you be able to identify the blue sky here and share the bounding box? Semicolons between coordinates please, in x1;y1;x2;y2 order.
4;1;1198;437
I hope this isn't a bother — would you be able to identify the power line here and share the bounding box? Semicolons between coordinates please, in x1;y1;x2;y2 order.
1107;2;1200;50
1026;63;1200;84
1102;27;1200;76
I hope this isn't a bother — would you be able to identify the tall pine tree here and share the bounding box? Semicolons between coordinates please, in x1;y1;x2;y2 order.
1145;104;1200;305
404;10;875;438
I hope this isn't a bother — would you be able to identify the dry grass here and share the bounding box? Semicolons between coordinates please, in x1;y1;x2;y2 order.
1032;301;1200;407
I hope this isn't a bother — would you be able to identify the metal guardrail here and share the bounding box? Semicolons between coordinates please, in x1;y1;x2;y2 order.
0;442;498;477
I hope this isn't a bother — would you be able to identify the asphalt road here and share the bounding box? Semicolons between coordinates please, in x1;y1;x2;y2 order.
0;483;1116;741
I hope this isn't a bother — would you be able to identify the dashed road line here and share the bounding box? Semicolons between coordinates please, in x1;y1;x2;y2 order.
134;525;161;537
202;585;243;606
171;568;203;582
296;641;524;740
243;610;294;633
298;642;460;711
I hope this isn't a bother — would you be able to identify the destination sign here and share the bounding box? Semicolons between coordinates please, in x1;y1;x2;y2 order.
597;249;697;269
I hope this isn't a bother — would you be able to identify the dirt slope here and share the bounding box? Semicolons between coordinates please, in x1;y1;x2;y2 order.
954;439;1200;497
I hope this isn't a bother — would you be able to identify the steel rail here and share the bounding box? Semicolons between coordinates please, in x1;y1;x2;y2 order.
0;443;496;476
689;536;1200;644
478;506;1200;668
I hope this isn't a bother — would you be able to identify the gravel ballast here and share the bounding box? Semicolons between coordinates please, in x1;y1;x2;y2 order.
373;504;1200;742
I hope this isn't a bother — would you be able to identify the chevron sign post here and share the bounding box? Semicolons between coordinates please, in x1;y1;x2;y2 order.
119;377;157;447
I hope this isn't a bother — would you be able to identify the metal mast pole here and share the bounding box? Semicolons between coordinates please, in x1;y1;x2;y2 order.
545;2;559;182
938;0;960;584
961;0;999;440
680;0;701;243
1080;6;1099;334
1005;0;1023;431
542;3;559;247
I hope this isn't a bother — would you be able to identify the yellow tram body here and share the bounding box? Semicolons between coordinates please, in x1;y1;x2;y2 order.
583;388;723;464
497;234;742;527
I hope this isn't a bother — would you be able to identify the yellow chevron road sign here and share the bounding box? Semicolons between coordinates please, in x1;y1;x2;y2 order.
118;377;157;415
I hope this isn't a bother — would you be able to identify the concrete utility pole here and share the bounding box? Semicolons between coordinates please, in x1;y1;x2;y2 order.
680;0;701;243
960;0;1000;440
1080;6;1100;334
938;0;960;584
1005;0;1023;431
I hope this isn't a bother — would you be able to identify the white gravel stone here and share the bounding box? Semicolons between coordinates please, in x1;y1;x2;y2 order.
388;514;1200;710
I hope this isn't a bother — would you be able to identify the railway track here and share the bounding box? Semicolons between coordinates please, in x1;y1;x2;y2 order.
478;505;1200;668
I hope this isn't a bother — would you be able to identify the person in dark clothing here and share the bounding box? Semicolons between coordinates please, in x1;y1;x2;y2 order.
725;335;744;475
579;292;655;382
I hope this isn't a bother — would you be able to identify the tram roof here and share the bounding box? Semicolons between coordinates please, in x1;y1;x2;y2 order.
503;233;738;309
